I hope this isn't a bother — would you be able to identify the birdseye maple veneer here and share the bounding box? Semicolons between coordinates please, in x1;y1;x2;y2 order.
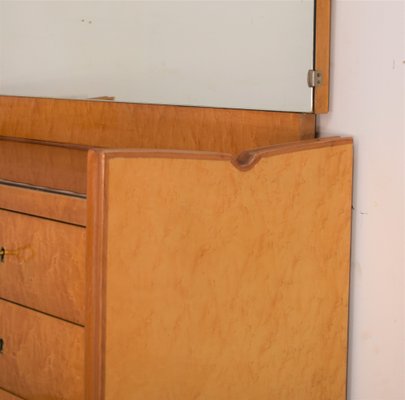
0;2;347;398
0;88;351;400
0;97;352;400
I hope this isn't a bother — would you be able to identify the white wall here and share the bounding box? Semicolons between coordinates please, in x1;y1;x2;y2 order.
318;2;405;399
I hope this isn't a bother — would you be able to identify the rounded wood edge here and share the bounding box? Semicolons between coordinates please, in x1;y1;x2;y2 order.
86;150;107;400
233;136;352;171
92;137;353;172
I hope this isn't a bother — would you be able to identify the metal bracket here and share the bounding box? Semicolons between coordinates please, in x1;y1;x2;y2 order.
307;70;323;88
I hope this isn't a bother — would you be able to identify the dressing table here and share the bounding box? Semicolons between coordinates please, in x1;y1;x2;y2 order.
0;1;352;399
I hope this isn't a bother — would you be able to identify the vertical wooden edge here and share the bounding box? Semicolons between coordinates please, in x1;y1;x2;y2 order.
85;149;107;400
314;0;331;114
345;142;355;400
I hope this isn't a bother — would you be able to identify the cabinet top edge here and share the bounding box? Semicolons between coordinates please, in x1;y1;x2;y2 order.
92;137;352;172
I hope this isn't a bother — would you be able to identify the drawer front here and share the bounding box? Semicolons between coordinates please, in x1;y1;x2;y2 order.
0;210;86;325
0;388;23;400
0;300;84;400
0;138;87;194
0;182;86;227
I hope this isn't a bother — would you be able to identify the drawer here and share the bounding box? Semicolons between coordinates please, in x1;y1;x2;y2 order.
0;210;86;325
0;182;86;227
0;138;87;194
0;388;23;400
0;300;84;400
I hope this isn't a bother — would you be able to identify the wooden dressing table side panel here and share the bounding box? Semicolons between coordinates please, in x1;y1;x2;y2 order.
0;96;315;154
86;138;353;399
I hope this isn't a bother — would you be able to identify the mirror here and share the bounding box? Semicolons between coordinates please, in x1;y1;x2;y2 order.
0;1;315;112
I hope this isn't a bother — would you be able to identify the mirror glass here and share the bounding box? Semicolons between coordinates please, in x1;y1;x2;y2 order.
0;1;315;112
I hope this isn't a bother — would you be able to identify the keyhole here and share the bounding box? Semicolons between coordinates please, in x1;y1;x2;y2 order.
0;338;4;353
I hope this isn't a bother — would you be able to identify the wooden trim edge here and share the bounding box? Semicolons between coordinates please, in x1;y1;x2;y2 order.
0;135;95;151
234;136;352;171
92;137;353;172
85;150;107;399
314;0;331;114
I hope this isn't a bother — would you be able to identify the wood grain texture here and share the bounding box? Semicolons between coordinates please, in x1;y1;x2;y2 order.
0;300;84;400
85;151;107;400
0;388;23;400
0;210;86;325
314;0;331;113
0;183;86;226
0;96;315;154
0;137;87;194
97;137;351;172
89;138;352;399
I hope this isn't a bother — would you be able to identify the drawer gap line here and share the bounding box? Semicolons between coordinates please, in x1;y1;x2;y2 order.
0;297;85;328
0;207;86;228
0;179;86;199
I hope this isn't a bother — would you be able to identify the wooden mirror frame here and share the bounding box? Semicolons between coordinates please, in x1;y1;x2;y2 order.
314;0;331;113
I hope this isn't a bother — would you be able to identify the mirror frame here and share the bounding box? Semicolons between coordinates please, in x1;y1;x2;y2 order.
313;0;331;113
